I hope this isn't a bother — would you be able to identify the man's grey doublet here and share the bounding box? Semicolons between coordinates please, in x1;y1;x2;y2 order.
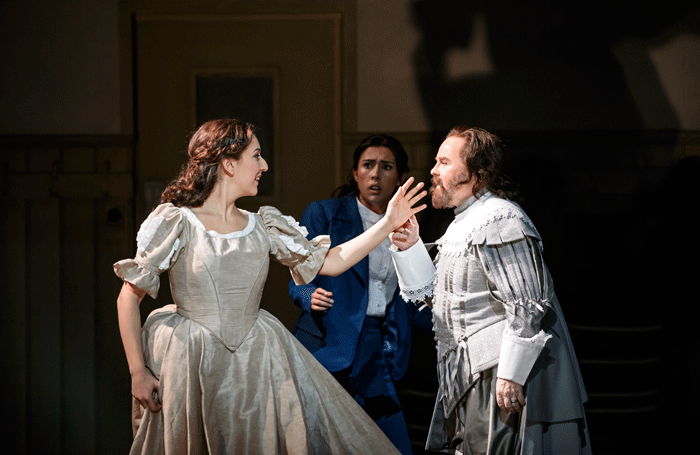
392;190;587;427
428;191;551;414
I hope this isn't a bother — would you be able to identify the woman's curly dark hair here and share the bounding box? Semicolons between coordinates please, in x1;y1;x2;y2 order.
446;126;520;201
160;119;255;207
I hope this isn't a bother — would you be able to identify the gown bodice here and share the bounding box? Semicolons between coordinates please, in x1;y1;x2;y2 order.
172;208;272;350
114;203;331;351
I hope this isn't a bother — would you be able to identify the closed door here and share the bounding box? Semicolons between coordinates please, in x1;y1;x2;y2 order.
134;12;342;328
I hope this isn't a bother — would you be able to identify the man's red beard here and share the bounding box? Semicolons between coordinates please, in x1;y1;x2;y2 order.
430;176;452;209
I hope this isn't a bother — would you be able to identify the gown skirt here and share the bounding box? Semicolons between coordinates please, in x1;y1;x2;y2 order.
117;204;401;454
131;305;401;455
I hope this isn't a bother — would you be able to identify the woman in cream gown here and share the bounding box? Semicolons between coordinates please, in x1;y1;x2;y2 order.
114;119;426;454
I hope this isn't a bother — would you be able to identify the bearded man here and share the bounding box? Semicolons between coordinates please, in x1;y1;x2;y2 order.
390;127;591;455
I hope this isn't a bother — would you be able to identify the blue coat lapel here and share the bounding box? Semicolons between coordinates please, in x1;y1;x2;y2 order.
330;196;368;286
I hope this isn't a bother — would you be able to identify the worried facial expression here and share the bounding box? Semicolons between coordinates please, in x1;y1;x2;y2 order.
430;136;478;209
352;146;403;214
228;134;268;197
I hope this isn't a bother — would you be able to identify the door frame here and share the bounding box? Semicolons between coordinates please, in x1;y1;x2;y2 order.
118;0;358;209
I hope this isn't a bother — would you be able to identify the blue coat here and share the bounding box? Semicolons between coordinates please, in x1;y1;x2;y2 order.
288;194;432;381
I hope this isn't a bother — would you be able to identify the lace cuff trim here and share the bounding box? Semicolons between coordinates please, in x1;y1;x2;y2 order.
398;273;435;304
390;238;436;303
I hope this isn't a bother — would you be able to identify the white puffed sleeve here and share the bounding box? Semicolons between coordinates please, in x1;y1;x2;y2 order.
259;206;331;285
113;203;186;299
390;237;436;304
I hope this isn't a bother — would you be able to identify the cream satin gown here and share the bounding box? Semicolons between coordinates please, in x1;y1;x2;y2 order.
115;203;400;455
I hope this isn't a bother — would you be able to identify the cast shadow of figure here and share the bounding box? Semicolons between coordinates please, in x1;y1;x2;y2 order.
408;3;698;452
410;0;697;132
410;0;698;243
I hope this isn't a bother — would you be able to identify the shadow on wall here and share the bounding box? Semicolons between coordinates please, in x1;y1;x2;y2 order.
406;2;699;453
410;0;698;132
410;0;699;243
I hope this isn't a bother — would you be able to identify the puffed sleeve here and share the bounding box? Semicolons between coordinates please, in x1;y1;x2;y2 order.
472;212;552;386
390;238;436;305
113;203;186;299
259;206;331;285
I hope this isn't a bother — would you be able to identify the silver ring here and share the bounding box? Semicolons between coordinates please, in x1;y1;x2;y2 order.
510;399;518;403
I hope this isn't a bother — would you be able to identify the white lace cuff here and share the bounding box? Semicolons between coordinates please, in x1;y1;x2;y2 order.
496;329;551;386
390;238;435;303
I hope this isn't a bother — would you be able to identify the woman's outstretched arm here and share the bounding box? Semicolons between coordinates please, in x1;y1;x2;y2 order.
318;177;426;277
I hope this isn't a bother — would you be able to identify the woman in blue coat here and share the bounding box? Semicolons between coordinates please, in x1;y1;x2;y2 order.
289;135;432;455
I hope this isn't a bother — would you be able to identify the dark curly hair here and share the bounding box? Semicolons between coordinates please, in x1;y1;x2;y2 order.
333;134;410;198
160;119;255;207
446;126;520;201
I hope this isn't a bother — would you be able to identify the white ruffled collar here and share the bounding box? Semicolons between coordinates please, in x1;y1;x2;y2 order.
179;206;256;239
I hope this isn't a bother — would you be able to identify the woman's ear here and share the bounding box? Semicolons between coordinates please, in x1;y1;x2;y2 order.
221;158;235;177
399;172;408;185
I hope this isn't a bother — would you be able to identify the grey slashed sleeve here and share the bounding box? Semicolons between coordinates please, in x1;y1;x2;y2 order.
474;229;552;386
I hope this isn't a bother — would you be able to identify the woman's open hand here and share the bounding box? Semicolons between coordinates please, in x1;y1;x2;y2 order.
385;177;427;231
